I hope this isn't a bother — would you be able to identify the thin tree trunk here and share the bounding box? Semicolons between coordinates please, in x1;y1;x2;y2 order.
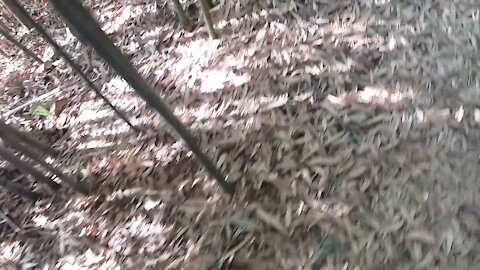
198;0;217;39
0;0;33;29
2;135;88;195
5;0;139;133
49;0;235;195
0;120;58;157
172;0;191;30
0;25;43;63
0;144;60;190
0;176;39;201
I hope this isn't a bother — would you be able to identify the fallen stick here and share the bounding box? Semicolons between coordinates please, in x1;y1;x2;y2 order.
0;209;23;232
3;87;61;117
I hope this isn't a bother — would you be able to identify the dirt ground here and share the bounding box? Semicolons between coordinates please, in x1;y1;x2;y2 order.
0;0;479;269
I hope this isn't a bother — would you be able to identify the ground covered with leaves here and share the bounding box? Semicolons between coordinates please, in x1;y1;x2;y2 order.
1;0;480;269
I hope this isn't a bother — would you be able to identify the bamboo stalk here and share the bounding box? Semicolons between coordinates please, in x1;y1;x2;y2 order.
198;0;217;39
0;144;60;190
0;24;43;63
172;0;191;30
0;119;58;157
4;0;139;133
49;0;235;195
1;135;88;195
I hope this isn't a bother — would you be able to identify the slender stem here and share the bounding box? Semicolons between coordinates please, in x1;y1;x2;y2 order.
172;0;191;30
198;0;217;39
1;135;89;195
6;0;139;133
0;144;60;190
0;25;43;63
0;119;58;157
49;0;234;195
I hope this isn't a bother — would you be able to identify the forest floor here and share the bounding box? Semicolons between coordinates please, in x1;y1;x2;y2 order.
0;0;480;269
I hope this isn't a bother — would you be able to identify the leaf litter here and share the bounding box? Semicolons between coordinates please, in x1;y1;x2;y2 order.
0;0;480;269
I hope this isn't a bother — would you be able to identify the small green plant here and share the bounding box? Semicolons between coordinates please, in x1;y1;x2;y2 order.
29;104;50;117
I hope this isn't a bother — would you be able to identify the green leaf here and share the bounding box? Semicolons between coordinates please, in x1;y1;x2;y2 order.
311;235;339;267
349;129;363;145
32;105;50;116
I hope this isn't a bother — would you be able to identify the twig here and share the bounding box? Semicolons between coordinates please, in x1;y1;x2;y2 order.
49;0;234;195
172;0;191;30
3;87;61;117
198;0;217;39
6;0;139;133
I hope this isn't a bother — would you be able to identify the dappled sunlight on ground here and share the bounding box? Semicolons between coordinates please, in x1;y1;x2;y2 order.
1;0;480;268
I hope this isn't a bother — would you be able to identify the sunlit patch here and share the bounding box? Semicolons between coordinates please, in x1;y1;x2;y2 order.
167;39;253;93
199;70;251;93
347;85;411;105
101;2;157;34
103;76;133;95
454;106;464;122
32;214;50;227
76;140;115;150
75;108;114;124
0;241;22;265
216;9;270;30
107;214;168;256
472;9;480;21
174;94;289;126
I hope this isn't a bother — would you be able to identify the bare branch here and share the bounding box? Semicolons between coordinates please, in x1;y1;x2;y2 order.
1;135;88;195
